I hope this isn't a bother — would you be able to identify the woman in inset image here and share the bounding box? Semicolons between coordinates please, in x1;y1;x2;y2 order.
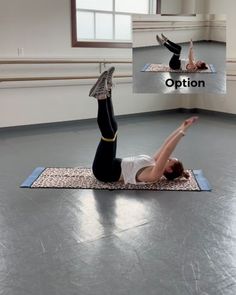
156;33;208;71
89;67;198;184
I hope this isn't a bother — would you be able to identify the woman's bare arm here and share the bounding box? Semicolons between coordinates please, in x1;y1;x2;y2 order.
187;39;197;69
150;117;199;181
153;127;182;161
150;131;185;181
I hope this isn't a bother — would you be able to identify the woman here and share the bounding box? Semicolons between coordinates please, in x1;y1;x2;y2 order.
156;33;208;71
89;67;198;184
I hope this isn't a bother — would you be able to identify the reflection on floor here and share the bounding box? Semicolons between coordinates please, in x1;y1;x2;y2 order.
133;41;226;94
0;112;235;295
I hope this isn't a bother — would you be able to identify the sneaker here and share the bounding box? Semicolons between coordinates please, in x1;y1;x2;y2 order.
161;33;168;42
89;71;108;99
156;34;165;45
107;66;115;90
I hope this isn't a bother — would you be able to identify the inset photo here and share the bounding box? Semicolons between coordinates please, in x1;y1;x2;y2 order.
132;14;226;94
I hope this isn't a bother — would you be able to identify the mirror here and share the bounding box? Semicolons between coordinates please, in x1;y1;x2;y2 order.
157;0;196;16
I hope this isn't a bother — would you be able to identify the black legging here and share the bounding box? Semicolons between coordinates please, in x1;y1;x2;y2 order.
92;91;122;182
164;39;182;70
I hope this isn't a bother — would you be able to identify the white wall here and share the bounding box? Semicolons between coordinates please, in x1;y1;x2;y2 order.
193;0;236;114
161;0;183;15
0;81;182;127
182;0;196;15
208;14;226;42
160;0;196;15
0;0;130;59
0;0;180;128
207;0;235;58
0;0;236;128
159;0;203;14
196;0;209;13
133;14;226;48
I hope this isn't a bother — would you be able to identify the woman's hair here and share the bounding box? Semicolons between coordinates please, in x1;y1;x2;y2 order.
164;160;190;181
196;61;208;70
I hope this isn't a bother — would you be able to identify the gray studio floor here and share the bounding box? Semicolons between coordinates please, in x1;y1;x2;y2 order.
1;112;236;295
133;41;226;94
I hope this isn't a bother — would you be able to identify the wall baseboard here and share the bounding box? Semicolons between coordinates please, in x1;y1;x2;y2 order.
0;108;235;133
188;108;236;119
134;40;226;49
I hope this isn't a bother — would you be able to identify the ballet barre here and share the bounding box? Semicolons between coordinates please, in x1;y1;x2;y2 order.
0;75;132;83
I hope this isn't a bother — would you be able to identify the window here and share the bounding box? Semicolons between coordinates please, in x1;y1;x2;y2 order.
71;0;150;48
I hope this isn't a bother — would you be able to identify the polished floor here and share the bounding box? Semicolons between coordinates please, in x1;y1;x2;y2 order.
0;112;236;295
133;41;226;94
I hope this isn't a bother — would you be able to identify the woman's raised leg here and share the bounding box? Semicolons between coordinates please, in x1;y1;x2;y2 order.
156;34;182;55
90;68;121;182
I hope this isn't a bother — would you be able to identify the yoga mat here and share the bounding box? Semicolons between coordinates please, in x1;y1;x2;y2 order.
21;167;211;191
141;63;216;73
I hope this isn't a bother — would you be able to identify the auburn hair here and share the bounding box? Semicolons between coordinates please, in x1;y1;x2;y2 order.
164;161;190;181
197;62;208;70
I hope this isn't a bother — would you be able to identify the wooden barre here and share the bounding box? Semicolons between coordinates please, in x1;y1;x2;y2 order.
0;59;132;65
1;73;234;82
226;74;236;77
0;75;132;82
133;25;225;30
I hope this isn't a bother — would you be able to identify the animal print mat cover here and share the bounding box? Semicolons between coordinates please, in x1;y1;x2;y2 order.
21;167;211;191
141;63;216;73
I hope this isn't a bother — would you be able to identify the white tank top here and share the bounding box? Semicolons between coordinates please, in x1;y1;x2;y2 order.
121;154;156;185
181;59;188;70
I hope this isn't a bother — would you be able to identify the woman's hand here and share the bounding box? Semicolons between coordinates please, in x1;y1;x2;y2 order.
180;116;199;132
190;39;194;48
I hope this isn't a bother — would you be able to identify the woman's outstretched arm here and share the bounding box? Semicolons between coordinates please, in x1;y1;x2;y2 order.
150;117;198;181
187;39;196;67
153;126;182;161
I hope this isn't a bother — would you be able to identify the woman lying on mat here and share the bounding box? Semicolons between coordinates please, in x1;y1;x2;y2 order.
156;33;208;71
90;67;198;184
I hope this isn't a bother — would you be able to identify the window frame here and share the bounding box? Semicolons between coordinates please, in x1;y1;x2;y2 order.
71;0;148;48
